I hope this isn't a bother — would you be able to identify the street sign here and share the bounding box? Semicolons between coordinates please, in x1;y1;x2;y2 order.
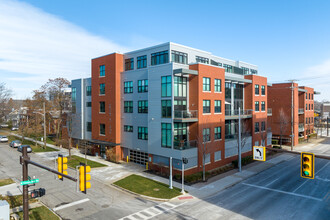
253;146;266;161
20;179;39;186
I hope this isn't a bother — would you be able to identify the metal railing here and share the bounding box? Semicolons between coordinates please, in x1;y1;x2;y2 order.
174;110;198;119
173;140;197;150
225;132;252;141
225;109;253;116
298;108;304;114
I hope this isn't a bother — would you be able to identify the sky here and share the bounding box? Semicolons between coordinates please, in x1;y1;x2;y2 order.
1;0;330;101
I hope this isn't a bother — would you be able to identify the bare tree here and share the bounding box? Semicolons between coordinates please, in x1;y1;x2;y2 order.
236;120;251;153
0;83;13;123
279;108;289;148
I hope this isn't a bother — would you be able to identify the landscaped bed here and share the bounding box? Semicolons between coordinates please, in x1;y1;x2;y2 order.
0;195;37;208
67;155;107;169
113;174;182;199
17;206;59;220
0;178;15;187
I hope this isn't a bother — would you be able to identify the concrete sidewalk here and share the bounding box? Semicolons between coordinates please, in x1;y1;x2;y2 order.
0;183;22;196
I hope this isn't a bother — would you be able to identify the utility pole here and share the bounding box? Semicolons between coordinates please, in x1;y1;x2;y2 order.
43;102;46;149
169;157;173;189
238;107;242;172
181;161;185;194
327;116;329;136
22;147;29;220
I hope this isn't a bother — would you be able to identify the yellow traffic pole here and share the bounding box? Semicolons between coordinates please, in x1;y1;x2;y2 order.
127;156;129;163
146;162;148;170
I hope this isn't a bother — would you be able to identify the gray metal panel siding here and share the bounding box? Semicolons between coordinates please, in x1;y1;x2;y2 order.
84;78;92;140
71;79;83;139
225;136;252;158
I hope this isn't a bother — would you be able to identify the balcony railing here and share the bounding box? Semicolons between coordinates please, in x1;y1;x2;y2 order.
225;109;253;117
298;108;304;114
267;108;272;116
174;140;197;150
299;123;305;132
174;110;198;122
225;132;252;141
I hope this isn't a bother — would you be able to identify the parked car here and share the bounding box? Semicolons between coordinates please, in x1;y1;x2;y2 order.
10;140;21;148
0;136;9;142
0;124;9;128
11;127;19;131
17;145;32;153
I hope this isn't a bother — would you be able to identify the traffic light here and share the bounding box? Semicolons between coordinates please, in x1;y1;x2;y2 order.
301;152;314;179
57;154;68;180
79;163;91;194
30;188;46;198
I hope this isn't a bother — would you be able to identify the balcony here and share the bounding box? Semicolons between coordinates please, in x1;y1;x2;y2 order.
174;140;197;150
174;110;198;122
298;108;304;114
267;108;272;116
225;109;253;120
299;123;305;132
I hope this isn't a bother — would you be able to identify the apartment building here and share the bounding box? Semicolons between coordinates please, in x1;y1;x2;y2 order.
268;83;317;146
71;42;272;175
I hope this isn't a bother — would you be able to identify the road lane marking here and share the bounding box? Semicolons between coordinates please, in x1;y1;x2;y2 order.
265;178;279;187
293;161;330;193
315;176;330;182
242;183;322;202
53;198;90;211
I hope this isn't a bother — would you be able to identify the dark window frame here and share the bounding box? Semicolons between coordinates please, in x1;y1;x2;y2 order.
138;79;148;93
203;100;211;113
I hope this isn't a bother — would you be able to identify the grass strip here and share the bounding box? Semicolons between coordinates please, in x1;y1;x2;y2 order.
67;155;107;168
17;206;59;220
0;178;15;187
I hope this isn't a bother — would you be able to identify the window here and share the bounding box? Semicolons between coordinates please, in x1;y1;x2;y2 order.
174;76;187;97
138;100;148;113
124;125;133;132
87;122;92;132
203;128;210;142
255;101;259;112
161;76;172;97
223;64;233;73
100;102;105;113
215;126;221;140
261;101;265;111
255;122;260;133
86;86;91;96
306;93;308;99
203;100;210;113
215;151;221;161
214;79;221;92
124;101;133;113
162;100;171;118
99;65;105;77
203;77;210;91
250;69;258;74
242;67;249;75
215;100;221;113
151;50;169;65
138;127;148;140
124;81;133;93
125;58;134;71
261;86;265;95
225;82;231;99
138;79;148;93
171;50;187;64
311;94;313;100
211;59;222;66
306;118;308;124
100;83;105;95
86;102;92;107
196;56;209;64
100;124;105;135
137;55;147;69
261;121;265;131
312;104;313;110
255;84;260;95
309;104;310;110
306;104;308;110
309;93;310;99
71;87;76;101
161;123;172;148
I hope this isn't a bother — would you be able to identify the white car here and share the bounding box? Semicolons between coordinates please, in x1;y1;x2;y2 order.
11;127;18;131
0;136;9;142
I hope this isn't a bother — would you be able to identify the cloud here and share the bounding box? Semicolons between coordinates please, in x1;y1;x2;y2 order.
0;0;128;98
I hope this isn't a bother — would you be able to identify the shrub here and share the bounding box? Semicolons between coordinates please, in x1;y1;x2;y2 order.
272;139;279;145
273;145;282;149
232;155;254;168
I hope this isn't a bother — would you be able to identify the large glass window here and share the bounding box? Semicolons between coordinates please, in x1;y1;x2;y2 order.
100;102;105;113
255;122;260;133
137;55;147;69
138;100;148;113
261;85;265;95
124;125;133;132
215;79;221;92
203;128;210;142
100;83;105;95
261;121;265;131
138;79;148;93
211;59;222;66
225;82;231;99
151;50;169;65
87;122;92;132
138;127;148;140
100;124;105;135
261;101;265;111
161;76;172;97
250;69;258;74
124;81;133;93
86;86;91;96
162;100;171;118
124;101;133;113
242;67;249;75
196;56;209;64
255;84;260;95
171;50;188;64
215;100;221;113
125;58;134;71
203;77;210;91
174;76;187;97
161;123;172;148
215;126;221;140
174;123;187;147
203;100;210;113
255;101;259;112
223;64;233;73
71;87;76;101
99;65;105;77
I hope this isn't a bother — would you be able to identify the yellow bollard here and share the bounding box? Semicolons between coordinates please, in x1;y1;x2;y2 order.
146;162;148;170
76;144;78;149
127;156;129;163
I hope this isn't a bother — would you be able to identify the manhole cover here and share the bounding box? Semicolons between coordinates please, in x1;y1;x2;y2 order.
153;188;160;191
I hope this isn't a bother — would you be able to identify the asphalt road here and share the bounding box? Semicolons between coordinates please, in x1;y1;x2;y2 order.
0;141;159;220
151;154;330;219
